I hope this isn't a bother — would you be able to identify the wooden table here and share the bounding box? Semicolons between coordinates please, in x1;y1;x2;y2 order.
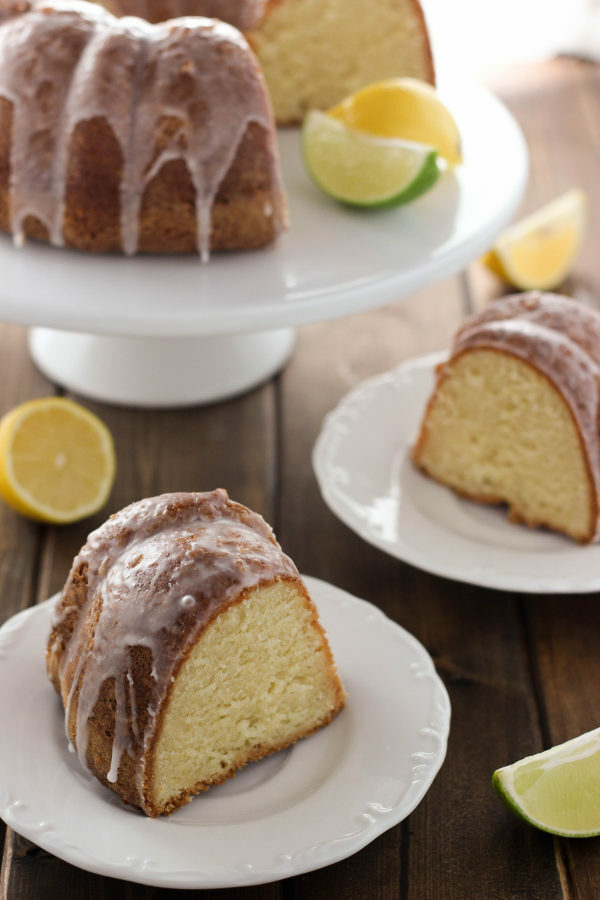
0;58;599;899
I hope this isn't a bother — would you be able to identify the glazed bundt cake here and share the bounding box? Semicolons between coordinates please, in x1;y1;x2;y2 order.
102;0;435;124
412;292;600;543
47;490;345;816
0;0;286;257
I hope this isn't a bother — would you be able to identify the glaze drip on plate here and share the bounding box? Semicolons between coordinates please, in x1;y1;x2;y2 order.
47;490;299;811
0;0;285;257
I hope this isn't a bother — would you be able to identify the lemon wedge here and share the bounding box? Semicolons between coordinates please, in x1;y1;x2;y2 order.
328;78;462;166
302;110;439;207
0;397;116;524
483;189;587;291
493;727;600;837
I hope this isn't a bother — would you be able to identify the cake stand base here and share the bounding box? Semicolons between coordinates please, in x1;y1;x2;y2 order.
28;327;295;408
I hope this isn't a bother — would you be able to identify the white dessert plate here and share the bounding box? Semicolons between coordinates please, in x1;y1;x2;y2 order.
0;77;527;338
0;576;449;889
313;354;600;594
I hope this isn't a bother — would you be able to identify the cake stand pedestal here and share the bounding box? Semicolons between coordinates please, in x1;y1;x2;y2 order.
1;78;528;407
29;328;295;407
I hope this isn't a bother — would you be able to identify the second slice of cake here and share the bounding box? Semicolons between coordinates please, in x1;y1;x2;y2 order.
412;291;600;543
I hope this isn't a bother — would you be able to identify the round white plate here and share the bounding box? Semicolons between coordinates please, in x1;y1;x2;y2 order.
313;355;600;594
0;576;449;889
0;78;527;338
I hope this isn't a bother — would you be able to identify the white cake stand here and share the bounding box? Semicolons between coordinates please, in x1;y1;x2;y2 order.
0;77;528;407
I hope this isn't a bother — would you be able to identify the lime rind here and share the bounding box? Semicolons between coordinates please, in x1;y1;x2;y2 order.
302;110;440;208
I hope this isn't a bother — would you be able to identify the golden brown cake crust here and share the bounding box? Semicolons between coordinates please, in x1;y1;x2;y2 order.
0;0;286;256
47;490;345;816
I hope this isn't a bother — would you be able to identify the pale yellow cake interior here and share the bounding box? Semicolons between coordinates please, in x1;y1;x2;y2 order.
249;0;433;123
415;348;594;541
152;581;343;809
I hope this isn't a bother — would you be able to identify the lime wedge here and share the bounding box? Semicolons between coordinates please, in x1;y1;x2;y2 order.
493;727;600;837
302;110;439;208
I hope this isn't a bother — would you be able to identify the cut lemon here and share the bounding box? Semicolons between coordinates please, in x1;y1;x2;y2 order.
493;727;600;837
302;110;439;208
483;189;587;290
0;397;116;524
328;78;462;166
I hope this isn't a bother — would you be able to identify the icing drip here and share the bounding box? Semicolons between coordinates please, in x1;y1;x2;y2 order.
52;490;299;812
0;0;284;256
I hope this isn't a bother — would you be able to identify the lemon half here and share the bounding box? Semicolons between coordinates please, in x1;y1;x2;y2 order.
0;397;116;524
328;77;462;166
483;189;587;291
493;727;600;837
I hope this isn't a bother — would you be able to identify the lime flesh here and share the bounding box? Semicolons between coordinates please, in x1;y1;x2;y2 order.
493;727;600;837
302;110;439;208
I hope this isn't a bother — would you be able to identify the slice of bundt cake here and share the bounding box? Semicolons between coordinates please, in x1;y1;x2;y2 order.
0;0;286;257
248;0;435;124
412;292;600;543
47;490;346;816
102;0;435;124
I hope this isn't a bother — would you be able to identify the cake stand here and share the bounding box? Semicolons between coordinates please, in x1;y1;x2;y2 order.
0;77;528;407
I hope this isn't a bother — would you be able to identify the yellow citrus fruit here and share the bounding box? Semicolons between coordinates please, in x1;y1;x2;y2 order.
328;78;462;166
0;397;116;524
483;189;587;291
493;727;600;837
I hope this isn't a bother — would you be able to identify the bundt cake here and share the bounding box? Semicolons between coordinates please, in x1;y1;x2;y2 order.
412;292;600;543
46;490;346;816
102;0;436;124
0;0;286;257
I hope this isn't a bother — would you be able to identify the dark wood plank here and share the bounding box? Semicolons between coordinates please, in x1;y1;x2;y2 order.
0;324;55;619
0;325;55;891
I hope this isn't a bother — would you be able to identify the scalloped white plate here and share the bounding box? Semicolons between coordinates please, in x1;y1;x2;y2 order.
0;576;449;889
313;354;600;593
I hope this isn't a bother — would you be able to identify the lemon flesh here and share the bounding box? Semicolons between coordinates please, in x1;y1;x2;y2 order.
0;398;116;524
493;727;600;837
303;110;439;207
328;78;462;166
484;188;587;290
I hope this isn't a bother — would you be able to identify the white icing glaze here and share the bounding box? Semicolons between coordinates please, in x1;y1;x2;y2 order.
105;0;268;31
0;0;284;256
51;490;299;812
